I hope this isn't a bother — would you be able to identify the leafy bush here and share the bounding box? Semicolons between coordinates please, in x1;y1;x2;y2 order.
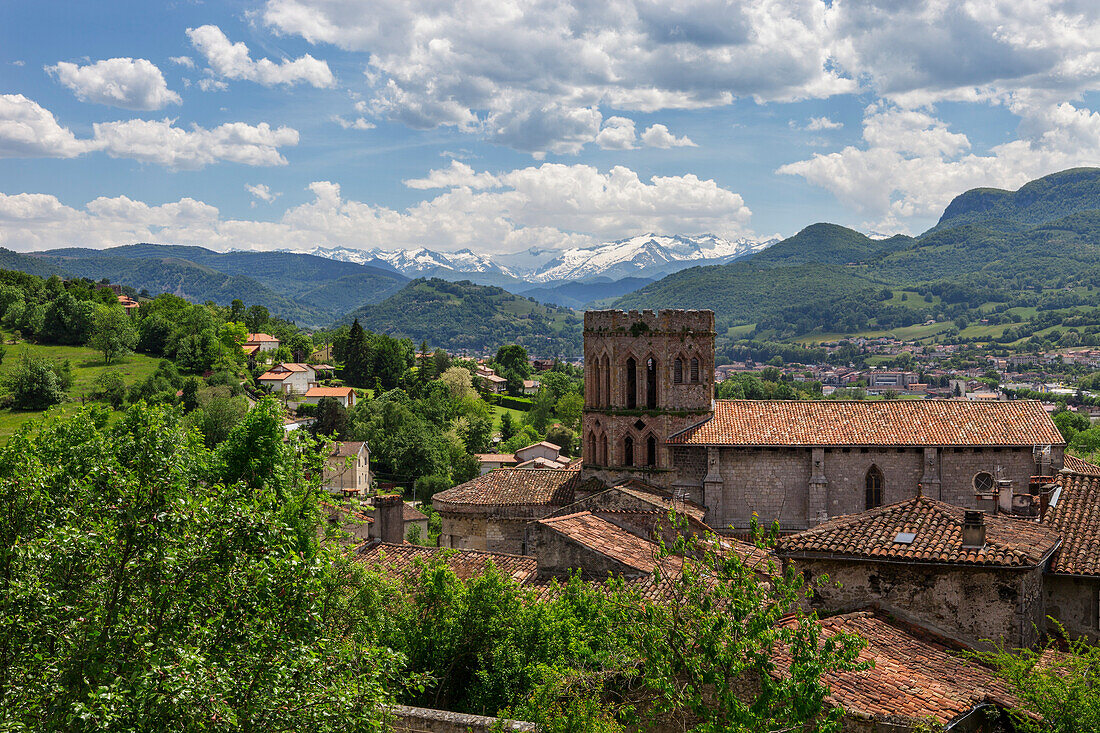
3;352;66;410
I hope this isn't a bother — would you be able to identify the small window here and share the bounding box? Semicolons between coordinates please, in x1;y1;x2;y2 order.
690;357;700;383
674;358;683;384
646;435;657;467
865;466;883;509
623;436;634;467
974;472;994;493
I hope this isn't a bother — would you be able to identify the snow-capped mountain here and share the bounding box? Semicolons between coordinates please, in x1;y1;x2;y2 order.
529;234;778;283
292;234;778;284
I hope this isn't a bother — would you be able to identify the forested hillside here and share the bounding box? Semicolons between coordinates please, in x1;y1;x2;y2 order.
615;167;1100;340
344;278;582;354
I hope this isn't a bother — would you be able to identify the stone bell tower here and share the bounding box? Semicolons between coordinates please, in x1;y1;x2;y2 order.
581;309;715;489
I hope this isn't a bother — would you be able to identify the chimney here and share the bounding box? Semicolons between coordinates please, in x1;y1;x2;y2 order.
373;494;405;544
961;510;986;548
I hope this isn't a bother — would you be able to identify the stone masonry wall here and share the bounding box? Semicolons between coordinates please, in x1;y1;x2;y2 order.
388;705;534;732
1044;574;1100;642
795;558;1042;649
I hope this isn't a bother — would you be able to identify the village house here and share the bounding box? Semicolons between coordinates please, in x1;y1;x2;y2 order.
257;362;317;396
303;385;356;409
321;441;371;496
776;496;1061;649
474;441;569;474
476;366;508;394
244;332;280;354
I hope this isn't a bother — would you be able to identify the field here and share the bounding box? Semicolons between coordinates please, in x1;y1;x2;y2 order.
0;337;161;439
490;404;527;433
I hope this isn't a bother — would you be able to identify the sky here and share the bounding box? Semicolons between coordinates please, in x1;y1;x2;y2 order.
3;0;1100;257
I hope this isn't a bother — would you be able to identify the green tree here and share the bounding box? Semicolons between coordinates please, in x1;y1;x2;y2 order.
342;319;371;388
194;394;250;448
311;396;351;440
3;352;66;410
1054;409;1091;442
372;334;408;391
91;369;127;409
499;411;518;442
555;392;584;433
416;473;453;504
546;425;574;456
89;306;137;365
244;304;270;333
0;401;398;730
525;387;556;433
495;344;531;378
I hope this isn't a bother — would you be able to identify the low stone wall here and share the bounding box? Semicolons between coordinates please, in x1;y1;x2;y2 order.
387;705;534;732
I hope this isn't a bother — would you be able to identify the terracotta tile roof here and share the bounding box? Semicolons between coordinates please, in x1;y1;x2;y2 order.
257;370;291;381
330;441;365;458
1045;471;1100;576
1062;453;1100;475
611;480;708;523
475;453;517;463
526;574;681;604
403;503;428;522
537;511;682;576
432;467;580;509
775;610;1020;727
305;386;354;397
668;399;1063;447
777;496;1061;567
246;333;278;342
355;543;537;584
515;457;568;469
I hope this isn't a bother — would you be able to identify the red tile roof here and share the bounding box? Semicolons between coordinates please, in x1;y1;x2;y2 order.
1045;471;1100;576
775;610;1020;727
778;496;1061;567
355;543;537;584
329;441;365;458
475;453;517;463
537;511;682;576
403;503;428;522
246;333;278;343
668;399;1063;447
1062;453;1100;475
305;386;354;397
432;467;580;509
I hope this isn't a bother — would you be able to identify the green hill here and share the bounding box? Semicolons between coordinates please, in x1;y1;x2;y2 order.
344;278;582;355
751;223;914;267
935;167;1100;231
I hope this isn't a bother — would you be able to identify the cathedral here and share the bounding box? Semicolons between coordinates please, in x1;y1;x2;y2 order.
434;309;1065;553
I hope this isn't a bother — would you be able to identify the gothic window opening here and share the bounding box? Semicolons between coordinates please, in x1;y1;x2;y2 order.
690;356;700;383
646;435;657;466
599;433;608;465
646;357;657;409
623;435;634;466
626;357;637;409
865;466;883;509
591;356;601;406
674;358;684;384
974;471;994;493
602;354;611;405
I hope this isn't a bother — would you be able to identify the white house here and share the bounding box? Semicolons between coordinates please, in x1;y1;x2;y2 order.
257;363;317;395
303;386;356;409
244;332;280;353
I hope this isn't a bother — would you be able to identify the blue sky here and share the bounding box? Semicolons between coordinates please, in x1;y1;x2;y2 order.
3;0;1100;255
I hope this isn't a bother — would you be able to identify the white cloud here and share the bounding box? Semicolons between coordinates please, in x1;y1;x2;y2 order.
778;102;1100;230
403;161;500;190
595;117;637;150
12;60;25;67
640;123;696;148
93;118;299;169
0;94;95;158
47;57;181;111
803;116;842;131
261;0;853;153
169;55;194;68
245;183;279;204
0;162;754;254
197;78;229;92
331;115;375;130
187;24;335;88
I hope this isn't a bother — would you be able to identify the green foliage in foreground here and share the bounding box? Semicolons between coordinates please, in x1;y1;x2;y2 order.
0;399;401;731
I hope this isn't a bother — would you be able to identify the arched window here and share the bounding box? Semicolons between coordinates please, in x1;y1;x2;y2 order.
623;435;634;466
674;358;684;384
865;466;884;509
646;435;657;466
625;357;637;409
590;356;601;407
974;471;994;493
601;355;611;408
646;357;657;409
585;432;595;463
599;433;608;465
690;357;700;383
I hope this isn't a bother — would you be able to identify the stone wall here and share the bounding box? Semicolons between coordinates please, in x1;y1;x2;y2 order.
671;445;1047;531
794;558;1043;649
1044;574;1100;642
387;705;534;732
526;521;644;581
